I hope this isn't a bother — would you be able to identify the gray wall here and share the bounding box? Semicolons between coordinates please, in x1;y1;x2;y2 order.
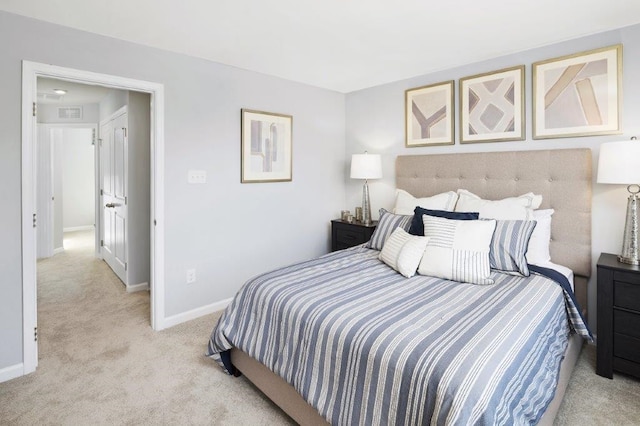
61;128;95;230
99;90;128;122
0;12;345;370
346;23;640;331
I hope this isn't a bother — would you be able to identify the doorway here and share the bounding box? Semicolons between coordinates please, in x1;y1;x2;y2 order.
36;124;97;259
21;61;166;378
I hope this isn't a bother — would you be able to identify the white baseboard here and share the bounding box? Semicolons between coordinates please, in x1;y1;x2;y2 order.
163;298;232;329
126;281;149;293
0;363;24;384
53;247;64;255
63;225;94;232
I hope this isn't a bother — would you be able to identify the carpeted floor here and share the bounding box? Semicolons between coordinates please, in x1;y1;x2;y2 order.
1;230;639;425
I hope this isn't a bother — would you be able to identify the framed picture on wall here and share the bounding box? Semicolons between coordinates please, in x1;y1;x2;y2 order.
533;44;622;139
405;80;454;147
459;65;525;144
241;109;293;183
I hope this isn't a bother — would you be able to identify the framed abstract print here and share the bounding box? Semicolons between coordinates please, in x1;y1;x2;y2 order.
459;65;525;143
533;44;622;139
405;81;454;147
241;109;293;183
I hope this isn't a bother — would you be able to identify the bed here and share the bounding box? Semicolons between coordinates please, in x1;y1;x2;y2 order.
207;148;593;425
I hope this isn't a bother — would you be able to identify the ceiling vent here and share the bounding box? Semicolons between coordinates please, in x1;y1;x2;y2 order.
57;106;83;120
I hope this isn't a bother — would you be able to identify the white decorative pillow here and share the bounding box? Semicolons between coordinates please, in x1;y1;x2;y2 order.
418;215;496;285
393;189;458;215
527;209;554;265
379;228;430;278
455;189;542;220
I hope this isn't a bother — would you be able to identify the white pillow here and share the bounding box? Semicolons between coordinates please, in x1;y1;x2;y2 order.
527;209;554;265
379;228;430;278
393;189;458;215
455;189;542;220
418;215;496;285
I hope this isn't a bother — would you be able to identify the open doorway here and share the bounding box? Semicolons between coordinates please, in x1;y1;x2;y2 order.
34;76;152;362
21;61;166;378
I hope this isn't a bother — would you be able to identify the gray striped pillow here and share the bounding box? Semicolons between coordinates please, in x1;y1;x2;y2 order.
489;220;537;276
366;208;413;250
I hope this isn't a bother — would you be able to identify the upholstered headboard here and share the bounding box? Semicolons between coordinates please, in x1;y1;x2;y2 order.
396;149;592;311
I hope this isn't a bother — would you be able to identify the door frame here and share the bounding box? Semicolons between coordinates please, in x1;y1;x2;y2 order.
21;61;166;376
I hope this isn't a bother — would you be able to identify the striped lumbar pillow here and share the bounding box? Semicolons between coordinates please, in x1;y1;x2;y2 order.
379;227;430;278
418;215;496;285
489;220;537;276
366;208;413;250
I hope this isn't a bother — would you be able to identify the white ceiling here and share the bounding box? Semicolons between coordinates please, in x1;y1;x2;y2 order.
37;78;113;105
3;0;640;93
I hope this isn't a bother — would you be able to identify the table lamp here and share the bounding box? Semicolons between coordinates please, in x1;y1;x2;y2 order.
350;152;382;226
597;137;640;265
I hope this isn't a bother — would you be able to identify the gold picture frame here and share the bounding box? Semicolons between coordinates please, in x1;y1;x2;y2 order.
405;80;454;147
532;44;622;139
241;109;293;183
459;65;525;144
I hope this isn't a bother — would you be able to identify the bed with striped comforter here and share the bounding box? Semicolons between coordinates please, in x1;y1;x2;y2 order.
207;245;590;425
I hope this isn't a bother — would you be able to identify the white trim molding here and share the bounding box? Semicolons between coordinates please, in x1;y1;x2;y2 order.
126;282;150;293
0;363;25;384
63;225;95;233
21;61;166;379
163;298;232;329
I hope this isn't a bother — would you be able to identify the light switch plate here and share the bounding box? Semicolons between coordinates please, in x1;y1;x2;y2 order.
188;170;207;184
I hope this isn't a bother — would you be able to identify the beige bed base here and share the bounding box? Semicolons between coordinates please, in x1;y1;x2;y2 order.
230;148;593;425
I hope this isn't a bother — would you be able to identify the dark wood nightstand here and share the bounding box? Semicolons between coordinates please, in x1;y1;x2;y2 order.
596;253;640;379
331;220;377;251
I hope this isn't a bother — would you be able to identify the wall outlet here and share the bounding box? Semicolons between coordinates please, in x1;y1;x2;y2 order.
188;170;207;184
186;269;196;284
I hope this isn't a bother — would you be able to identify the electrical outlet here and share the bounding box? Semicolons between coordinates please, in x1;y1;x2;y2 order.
186;269;196;284
188;170;207;184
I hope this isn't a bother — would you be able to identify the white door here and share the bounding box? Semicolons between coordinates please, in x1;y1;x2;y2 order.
100;111;128;284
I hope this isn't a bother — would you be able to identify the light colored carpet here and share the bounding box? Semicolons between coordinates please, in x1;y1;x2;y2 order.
1;230;639;425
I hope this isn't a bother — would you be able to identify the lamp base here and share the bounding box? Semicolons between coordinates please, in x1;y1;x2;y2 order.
362;180;372;226
619;186;639;265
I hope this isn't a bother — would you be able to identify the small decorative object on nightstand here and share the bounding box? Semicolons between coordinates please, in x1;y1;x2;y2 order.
596;253;640;379
331;219;377;252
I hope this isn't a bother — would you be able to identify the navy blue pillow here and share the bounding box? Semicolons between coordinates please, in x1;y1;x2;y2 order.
409;207;479;236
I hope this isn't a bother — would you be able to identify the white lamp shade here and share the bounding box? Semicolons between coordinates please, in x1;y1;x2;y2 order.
350;153;382;179
597;140;640;184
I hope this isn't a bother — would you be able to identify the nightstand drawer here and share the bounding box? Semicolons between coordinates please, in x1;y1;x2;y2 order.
614;309;640;339
331;220;377;252
614;280;640;312
614;333;640;364
614;270;640;286
336;228;364;244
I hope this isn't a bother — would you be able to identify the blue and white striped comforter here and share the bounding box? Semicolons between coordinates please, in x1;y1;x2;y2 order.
207;245;590;425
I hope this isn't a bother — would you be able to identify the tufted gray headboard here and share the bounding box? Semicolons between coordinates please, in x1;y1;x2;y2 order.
396;148;592;313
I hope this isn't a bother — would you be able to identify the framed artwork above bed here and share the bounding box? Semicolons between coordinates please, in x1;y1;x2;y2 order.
533;44;622;139
241;109;293;183
459;65;525;144
405;80;454;147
